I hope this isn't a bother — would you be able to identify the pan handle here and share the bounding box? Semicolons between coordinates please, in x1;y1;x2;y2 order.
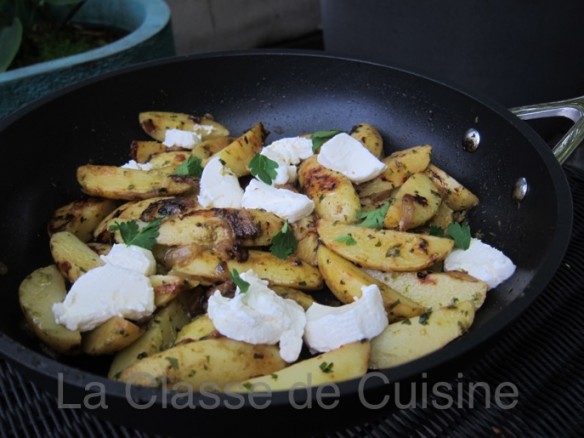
510;96;584;164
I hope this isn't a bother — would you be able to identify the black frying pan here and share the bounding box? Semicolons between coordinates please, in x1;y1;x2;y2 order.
0;51;575;436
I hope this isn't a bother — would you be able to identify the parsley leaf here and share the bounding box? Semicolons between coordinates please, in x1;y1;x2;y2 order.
173;156;203;177
108;217;162;250
447;223;472;250
334;233;357;246
165;356;179;370
248;153;278;185
428;225;445;237
230;269;250;293
319;361;334;373
357;202;390;229
311;130;343;152
270;221;298;259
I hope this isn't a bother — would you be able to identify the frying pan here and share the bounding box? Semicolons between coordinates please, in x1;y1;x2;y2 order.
0;51;578;436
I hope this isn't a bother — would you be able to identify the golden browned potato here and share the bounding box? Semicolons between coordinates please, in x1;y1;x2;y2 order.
147;150;192;169
150;274;194;308
291;215;319;266
118;338;286;389
131;140;167;163
298;155;360;223
19;265;81;354
383;173;442;230
50;231;104;282
210;122;268;176
77;165;197;201
316;245;424;321
317;220;454;272
427;202;454;230
271;286;315;310
424;164;479;211
240;341;371;391
175;314;217;344
350;123;384;158
47;198;118;242
369;301;475;368
191;136;235;161
139;112;229;141
82;317;143;355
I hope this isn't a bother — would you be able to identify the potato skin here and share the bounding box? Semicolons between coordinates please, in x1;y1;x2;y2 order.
298;156;360;223
350;123;384;159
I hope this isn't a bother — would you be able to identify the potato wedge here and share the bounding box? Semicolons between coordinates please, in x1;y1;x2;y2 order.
383;173;442;230
50;231;104;282
139;112;229;141
291;215;319;266
317;245;424;321
147;150;191;169
427;202;454;230
118;338;286;389
47;198;118;242
82;317;143;355
19;265;81;354
77;165;197;201
191;136;235;161
271;286;315;310
131;140;167;163
298;155;360;223
424;164;479;211
240;341;370;391
211;122;267;176
175;314;217;344
150;274;194;308
366;270;487;310
317;220;454;272
350;123;384;159
108;299;190;379
370;301;475;368
358;145;432;199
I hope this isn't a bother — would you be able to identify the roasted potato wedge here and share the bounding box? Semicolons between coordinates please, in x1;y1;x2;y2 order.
131;140;167;163
298;155;360;223
271;286;315;310
82;317;143;355
317;220;454;272
77;165;197;201
370;301;475;368
366;270;487;310
317;245;424;321
139;112;229;141
150;274;194;308
19;265;81;354
118;338;286;389
425;164;479;211
47;198;118;242
211;122;267;176
147;151;191;169
175;314;217;344
427;202;455;230
50;231;104;282
291;215;319;266
383;173;442;230
191;136;235;160
350;123;384;159
108;299;190;380
240;341;371;391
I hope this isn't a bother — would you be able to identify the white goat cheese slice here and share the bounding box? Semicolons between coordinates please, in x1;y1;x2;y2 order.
304;284;388;353
444;238;516;290
317;132;386;183
207;270;306;363
162;128;202;149
241;178;314;223
100;243;156;276
198;156;243;208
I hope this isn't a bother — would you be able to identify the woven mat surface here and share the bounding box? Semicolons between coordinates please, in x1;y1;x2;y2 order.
2;166;584;437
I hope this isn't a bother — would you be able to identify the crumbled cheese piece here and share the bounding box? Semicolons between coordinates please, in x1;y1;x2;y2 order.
242;178;314;223
207;270;306;362
100;243;156;276
260;137;313;185
162;128;202;149
317;132;386;183
198;156;243;208
121;160;153;171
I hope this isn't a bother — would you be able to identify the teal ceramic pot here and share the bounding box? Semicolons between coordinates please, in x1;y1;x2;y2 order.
0;0;174;118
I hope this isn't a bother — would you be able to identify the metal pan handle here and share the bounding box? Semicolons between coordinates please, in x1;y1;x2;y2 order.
511;96;584;164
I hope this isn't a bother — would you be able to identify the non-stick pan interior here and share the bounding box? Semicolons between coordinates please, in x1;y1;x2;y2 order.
0;51;572;405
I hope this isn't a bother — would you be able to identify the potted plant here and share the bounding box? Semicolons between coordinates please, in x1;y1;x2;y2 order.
0;0;175;118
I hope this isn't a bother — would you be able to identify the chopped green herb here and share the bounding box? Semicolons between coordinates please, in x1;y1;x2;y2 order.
428;225;445;237
401;319;412;325
447;223;472;250
271;374;279;380
319;361;334;373
270;221;298;259
311;130;343;152
357;202;390;229
166;356;179;370
248;153;278;184
173;155;203;177
230;269;250;293
334;233;357;246
243;382;253;391
419;310;432;325
108;217;162;250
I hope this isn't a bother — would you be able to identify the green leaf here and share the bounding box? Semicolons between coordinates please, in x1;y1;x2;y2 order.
311;130;343;152
165;356;179;370
447;223;471;250
248;153;278;185
428;225;445;237
357;202;390;229
0;18;22;72
270;221;298;259
230;269;250;293
319;361;334;373
334;233;357;246
173;155;203;177
108;217;162;250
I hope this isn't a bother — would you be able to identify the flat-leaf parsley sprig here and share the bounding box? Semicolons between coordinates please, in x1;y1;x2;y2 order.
173;156;203;177
270;221;298;259
311;130;343;152
248;153;278;185
108;217;162;250
429;223;472;250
